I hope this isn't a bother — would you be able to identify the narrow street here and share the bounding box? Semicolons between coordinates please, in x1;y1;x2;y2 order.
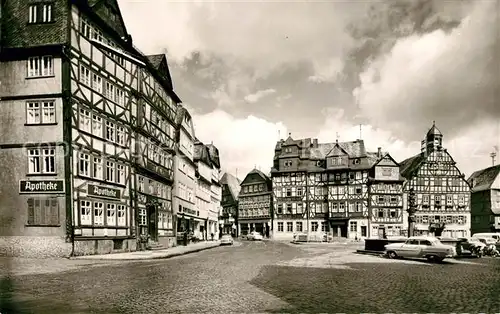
1;241;500;313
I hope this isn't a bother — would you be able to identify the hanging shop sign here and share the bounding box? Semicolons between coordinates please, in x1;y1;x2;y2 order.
19;180;65;194
88;184;121;200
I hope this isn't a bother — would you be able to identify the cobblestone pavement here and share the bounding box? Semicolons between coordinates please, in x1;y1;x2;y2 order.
1;241;500;313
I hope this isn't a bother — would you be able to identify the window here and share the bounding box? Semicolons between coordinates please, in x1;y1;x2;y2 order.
105;121;115;142
139;208;147;226
94;202;104;225
277;222;284;232
27;198;59;226
116;164;125;184
446;195;453;207
93;157;103;179
355;187;362;194
355;202;361;212
297;187;303;196
311;222;319;232
116;126;125;145
138;176;144;192
106;203;116;226
390;209;397;218
420;240;432;246
80;200;92;225
92;74;102;93
287;222;293;232
28;4;53;23
106;161;115;182
286;203;292;213
286;188;292;197
296;221;303;232
78;108;91;132
349;221;357;232
116;205;126;226
284;160;292;167
79;153;90;177
105;82;115;100
277;204;283;214
435;195;441;206
26;101;55;124
80;65;90;85
92;115;102;137
353;159;360;164
116;88;125;105
28;56;53;77
28;148;55;174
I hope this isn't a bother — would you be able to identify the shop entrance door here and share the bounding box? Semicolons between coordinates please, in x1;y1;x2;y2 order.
147;204;157;242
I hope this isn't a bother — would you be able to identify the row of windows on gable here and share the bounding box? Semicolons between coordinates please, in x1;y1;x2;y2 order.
28;4;53;24
80;17;126;66
79;107;127;146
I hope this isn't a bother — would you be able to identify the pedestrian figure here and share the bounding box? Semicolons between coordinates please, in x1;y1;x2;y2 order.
183;231;188;246
211;233;214;241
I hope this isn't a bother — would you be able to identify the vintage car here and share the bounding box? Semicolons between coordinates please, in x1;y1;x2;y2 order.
246;231;263;241
220;234;234;246
384;236;457;262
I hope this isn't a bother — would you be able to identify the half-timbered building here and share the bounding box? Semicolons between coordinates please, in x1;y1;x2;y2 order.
467;165;500;234
174;107;197;242
194;140;214;240
271;134;386;241
0;0;181;256
367;149;405;238
238;169;273;237
220;172;241;236
206;144;222;238
399;123;471;238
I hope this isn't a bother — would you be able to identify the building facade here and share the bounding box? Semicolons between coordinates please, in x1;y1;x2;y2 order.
0;0;181;256
238;169;273;237
206;144;222;239
271;134;401;241
173;107;197;242
194;140;214;240
219;172;241;236
467;165;500;234
399;123;471;238
367;150;405;238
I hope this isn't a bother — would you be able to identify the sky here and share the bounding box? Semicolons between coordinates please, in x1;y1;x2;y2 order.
119;0;500;179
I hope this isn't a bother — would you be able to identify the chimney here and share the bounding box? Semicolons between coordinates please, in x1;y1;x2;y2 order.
377;147;382;157
313;139;318;147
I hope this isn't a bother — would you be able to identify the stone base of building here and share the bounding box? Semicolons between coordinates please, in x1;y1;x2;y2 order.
73;238;137;256
0;236;71;258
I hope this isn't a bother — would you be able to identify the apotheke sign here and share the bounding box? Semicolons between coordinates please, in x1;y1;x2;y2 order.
88;184;121;200
19;180;65;194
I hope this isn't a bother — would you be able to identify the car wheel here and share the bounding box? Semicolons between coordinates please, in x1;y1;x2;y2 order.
387;251;398;259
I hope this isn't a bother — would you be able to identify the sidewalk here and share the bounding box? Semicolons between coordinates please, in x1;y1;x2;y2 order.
71;240;221;261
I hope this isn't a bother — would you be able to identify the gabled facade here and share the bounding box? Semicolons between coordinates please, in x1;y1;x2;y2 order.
219;172;241;236
271;134;379;241
0;0;181;256
238;169;273;237
173;107;197;241
367;149;405;238
194;139;218;240
467;165;500;234
399;123;471;238
206;144;222;236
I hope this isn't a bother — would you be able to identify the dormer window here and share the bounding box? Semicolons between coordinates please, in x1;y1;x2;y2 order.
284;160;292;167
285;147;292;153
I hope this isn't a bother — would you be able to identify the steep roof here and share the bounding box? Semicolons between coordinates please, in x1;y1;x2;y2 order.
146;54;174;91
194;142;212;166
175;106;188;126
247;168;271;182
399;153;426;179
206;144;221;169
220;172;242;201
426;122;443;137
308;140;366;159
468;165;500;192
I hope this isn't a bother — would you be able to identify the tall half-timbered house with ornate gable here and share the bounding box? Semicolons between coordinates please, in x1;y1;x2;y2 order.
399;123;471;238
238;169;273;237
206;144;222;238
220;172;241;236
367;149;405;238
0;0;181;257
271;134;388;241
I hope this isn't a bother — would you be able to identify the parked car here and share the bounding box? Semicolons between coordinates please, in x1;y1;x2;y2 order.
384;236;457;262
472;233;500;241
471;236;498;246
247;231;263;241
220;234;234;246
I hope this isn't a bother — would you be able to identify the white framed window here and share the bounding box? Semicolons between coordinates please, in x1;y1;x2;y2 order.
80;17;91;37
115;88;125;105
286;222;293;232
349;221;357;232
93;157;103;179
79;153;90;177
277;222;284;232
79;108;91;132
27;56;53;77
42;149;55;173
106;203;116;226
105;81;115;100
92;73;102;93
139;208;147;226
117;205;126;226
26;102;41;124
42;4;52;23
311;222;318;232
296;221;303;232
28;5;37;23
28;149;41;174
80;200;92;225
105;121;115;142
92;115;102;137
116;164;125;184
94;202;104;225
80;65;90;85
106;161;115;182
138;176;144;192
92;27;103;42
26;100;56;124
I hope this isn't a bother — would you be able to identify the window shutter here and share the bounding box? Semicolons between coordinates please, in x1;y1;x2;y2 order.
34;199;41;224
50;198;59;225
27;198;35;225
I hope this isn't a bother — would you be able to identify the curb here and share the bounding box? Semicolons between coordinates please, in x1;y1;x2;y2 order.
355;250;385;256
70;244;221;261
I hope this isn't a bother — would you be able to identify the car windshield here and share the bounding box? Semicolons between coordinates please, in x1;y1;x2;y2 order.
221;235;231;239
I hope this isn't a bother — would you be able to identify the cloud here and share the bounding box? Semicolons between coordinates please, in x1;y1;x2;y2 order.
244;89;276;104
308;58;343;83
191;110;287;177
